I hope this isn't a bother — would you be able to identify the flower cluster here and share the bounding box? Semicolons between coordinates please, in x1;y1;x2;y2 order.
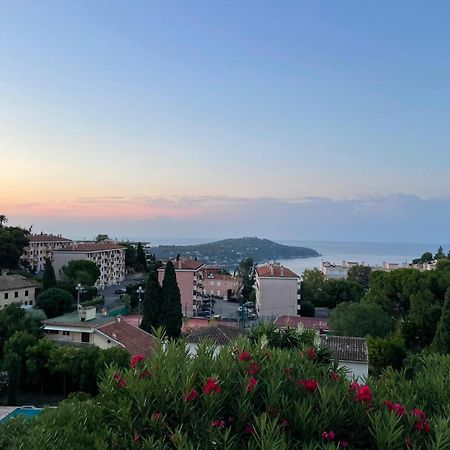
350;382;372;403
238;351;253;361
384;400;406;416
113;372;127;388
203;377;221;395
211;419;226;428
306;347;316;359
246;377;258;393
185;388;199;401
322;430;335;440
248;362;260;375
412;408;430;433
297;379;319;392
130;354;144;369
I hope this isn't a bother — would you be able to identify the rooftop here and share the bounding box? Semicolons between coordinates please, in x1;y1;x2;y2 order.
29;233;72;243
275;315;329;331
184;325;243;345
159;259;205;271
0;274;38;291
44;311;115;328
256;263;298;279
97;321;158;359
320;335;368;363
54;243;126;253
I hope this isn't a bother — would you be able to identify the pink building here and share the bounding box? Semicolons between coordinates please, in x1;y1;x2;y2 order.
202;271;242;299
158;259;205;317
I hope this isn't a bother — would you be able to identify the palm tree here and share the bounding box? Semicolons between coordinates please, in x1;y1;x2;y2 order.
0;215;7;227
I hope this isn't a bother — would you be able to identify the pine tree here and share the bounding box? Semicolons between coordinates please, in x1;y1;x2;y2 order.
140;267;163;333
135;242;148;272
42;258;57;290
432;287;450;354
159;261;182;339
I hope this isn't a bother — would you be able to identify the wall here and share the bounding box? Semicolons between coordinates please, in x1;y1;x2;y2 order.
159;269;195;317
0;286;36;310
339;361;369;380
256;277;298;318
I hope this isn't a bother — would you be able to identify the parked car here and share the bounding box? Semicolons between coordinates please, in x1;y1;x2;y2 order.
115;288;127;294
196;311;211;318
237;306;249;313
243;302;255;309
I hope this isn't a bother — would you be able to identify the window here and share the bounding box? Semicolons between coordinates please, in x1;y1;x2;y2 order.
25;290;29;296
4;293;8;300
62;331;70;336
81;332;90;343
45;329;59;334
14;292;18;298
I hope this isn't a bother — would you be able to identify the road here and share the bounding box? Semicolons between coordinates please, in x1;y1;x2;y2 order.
98;275;145;310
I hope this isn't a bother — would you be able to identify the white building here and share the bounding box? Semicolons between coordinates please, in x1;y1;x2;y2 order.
53;243;126;289
21;233;72;272
255;262;300;318
0;273;38;310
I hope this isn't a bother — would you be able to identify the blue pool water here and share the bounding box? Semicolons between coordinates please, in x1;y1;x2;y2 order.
0;407;43;423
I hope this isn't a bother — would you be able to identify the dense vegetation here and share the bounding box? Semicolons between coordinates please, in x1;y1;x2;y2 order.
1;330;449;449
150;237;319;267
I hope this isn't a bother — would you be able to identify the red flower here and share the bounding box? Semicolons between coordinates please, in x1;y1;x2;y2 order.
280;418;289;427
384;400;405;416
297;379;319;392
349;381;359;391
246;377;258;392
330;371;340;382
415;419;430;433
130;354;144;368
239;351;253;361
151;412;161;421
139;370;152;379
322;430;335;440
355;385;372;403
203;377;221;395
411;408;426;420
248;362;260;375
307;347;316;359
185;388;199;401
113;372;127;388
244;424;254;434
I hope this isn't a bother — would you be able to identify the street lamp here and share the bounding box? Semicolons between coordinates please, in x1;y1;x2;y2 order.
137;286;144;326
76;283;82;310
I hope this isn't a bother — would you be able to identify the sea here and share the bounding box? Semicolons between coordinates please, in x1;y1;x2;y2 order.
142;238;449;277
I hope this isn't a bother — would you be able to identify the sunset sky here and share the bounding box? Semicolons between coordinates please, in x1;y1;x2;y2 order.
1;1;450;242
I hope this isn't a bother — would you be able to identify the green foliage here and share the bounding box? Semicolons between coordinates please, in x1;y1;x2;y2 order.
121;293;131;310
434;246;446;260
330;302;393;338
140;267;163;333
347;264;372;290
0;225;30;269
26;337;54;393
35;287;75;318
135;242;148;272
160;261;182;338
238;257;256;300
432;287;450;354
61;259;101;287
95;233;110;242
299;301;315;317
119;242;137;267
368;337;407;375
42;258;57;290
420;251;433;263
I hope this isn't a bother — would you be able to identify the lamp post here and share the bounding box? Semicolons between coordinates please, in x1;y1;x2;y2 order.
76;283;82;310
137;286;144;326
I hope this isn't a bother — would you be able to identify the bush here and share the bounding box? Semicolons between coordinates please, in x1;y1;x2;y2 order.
368;337;407;376
299;301;315;317
35;287;75;318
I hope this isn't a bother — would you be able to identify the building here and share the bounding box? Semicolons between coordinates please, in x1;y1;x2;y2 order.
274;315;329;333
320;335;369;379
43;307;157;358
158;259;205;317
21;233;72;272
255;262;300;318
53;243;126;289
0;273;38;310
201;267;242;299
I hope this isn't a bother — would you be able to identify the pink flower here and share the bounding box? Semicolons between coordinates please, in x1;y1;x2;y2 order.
211;420;225;428
411;408;426;420
322;430;335;440
185;388;199;401
248;362;260;375
297;379;319;392
131;354;144;368
203;377;221;395
384;400;405;416
244;424;254;434
356;385;372;403
330;371;340;382
246;377;258;393
349;381;359;391
307;347;316;359
239;351;253;361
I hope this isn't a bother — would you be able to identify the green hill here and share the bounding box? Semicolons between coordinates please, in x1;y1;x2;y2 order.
149;237;319;267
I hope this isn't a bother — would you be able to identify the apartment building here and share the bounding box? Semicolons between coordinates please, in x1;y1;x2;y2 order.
53;243;126;289
158;259;205;317
21;233;72;272
201;267;242;299
0;273;38;310
255;262;300;318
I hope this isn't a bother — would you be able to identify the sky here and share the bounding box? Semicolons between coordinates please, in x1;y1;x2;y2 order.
1;1;450;243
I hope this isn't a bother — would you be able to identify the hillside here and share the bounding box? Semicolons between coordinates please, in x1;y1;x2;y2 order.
148;237;319;267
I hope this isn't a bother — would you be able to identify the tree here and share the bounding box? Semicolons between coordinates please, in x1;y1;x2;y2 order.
159;261;182;339
299;301;315;317
35;288;75;318
324;279;365;307
61;260;101;287
347;265;372;290
119;242;137;267
434;246;446;260
140;267;163;333
42;258;57;290
0;226;30;269
0;214;8;227
432;287;450;354
420;252;433;263
237;258;256;300
329;301;393;338
300;269;327;306
135;242;148;272
95;234;110;243
121;293;131;310
26;338;55;394
368;337;406;375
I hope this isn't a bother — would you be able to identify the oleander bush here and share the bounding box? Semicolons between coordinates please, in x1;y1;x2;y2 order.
1;333;450;450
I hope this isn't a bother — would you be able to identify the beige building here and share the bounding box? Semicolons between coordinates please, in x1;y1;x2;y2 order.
22;233;72;272
43;307;157;358
0;273;38;310
201;267;242;299
255;262;300;318
53;243;126;289
158;259;205;317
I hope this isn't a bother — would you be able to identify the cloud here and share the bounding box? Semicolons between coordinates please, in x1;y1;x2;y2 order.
5;194;450;243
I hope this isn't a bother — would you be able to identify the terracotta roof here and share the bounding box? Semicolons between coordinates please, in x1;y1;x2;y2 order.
256;264;298;278
97;321;158;359
54;243;126;252
29;234;72;243
0;275;38;291
275;315;329;331
185;325;243;345
159;259;204;271
320;335;368;363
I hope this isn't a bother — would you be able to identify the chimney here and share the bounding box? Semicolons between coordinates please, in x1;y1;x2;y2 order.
112;332;117;339
101;308;108;317
116;315;122;322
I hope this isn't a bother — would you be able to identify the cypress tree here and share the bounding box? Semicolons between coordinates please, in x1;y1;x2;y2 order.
159;261;182;339
42;258;57;290
140;267;163;333
135;242;148;272
432;287;450;354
